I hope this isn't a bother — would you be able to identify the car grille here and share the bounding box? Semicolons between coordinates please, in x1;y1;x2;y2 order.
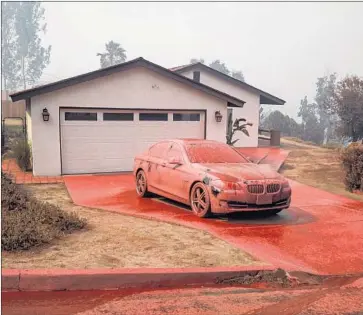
247;184;264;194
267;183;281;193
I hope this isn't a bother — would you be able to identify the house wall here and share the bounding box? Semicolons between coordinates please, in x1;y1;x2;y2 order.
180;69;260;147
30;66;228;176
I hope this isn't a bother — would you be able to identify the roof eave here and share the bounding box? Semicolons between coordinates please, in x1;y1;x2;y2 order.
174;63;286;106
10;58;246;107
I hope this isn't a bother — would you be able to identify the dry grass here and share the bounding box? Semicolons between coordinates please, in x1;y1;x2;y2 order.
2;184;262;269
281;138;363;202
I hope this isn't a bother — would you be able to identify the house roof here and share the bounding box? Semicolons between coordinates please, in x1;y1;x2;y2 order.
10;57;245;107
170;63;285;105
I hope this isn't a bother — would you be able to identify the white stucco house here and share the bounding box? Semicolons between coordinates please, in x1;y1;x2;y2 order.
10;57;285;176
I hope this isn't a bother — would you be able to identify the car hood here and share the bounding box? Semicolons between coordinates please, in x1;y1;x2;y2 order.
195;163;283;182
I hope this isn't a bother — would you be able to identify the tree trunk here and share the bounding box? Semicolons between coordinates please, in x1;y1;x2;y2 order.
3;75;7;92
21;56;26;90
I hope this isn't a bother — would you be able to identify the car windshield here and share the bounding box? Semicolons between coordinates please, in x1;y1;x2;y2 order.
185;142;250;164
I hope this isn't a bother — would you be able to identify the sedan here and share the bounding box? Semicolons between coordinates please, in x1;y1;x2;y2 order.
133;139;291;218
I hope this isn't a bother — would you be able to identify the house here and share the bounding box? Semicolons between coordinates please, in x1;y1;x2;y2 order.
10;57;284;176
170;62;285;147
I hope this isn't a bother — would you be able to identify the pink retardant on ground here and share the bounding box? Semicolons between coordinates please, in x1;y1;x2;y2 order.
236;147;290;171
2;159;63;184
3;276;363;315
64;174;363;275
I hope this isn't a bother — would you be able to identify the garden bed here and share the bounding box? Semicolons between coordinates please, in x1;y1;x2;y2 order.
2;184;261;269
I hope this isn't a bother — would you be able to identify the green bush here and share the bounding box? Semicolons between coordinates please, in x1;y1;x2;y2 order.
11;139;32;171
1;173;87;251
341;143;363;192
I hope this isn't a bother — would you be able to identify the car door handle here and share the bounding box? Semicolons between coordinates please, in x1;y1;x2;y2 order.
161;163;166;167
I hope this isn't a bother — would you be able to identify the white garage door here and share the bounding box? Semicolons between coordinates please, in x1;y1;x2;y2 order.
60;108;205;174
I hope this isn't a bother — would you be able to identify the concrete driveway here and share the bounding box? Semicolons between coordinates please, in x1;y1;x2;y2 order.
64;174;363;275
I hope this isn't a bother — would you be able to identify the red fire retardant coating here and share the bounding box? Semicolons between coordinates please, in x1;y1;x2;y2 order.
3;275;363;315
235;147;290;171
64;173;363;275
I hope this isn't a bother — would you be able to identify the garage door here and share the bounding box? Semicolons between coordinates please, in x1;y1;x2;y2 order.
60;108;205;174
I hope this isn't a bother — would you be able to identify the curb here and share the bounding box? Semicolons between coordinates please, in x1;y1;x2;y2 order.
2;265;274;292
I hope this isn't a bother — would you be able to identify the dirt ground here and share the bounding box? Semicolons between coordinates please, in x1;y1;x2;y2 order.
281;138;363;202
2;184;262;269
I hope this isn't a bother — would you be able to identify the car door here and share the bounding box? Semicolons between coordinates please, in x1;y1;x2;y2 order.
158;142;190;201
146;141;170;190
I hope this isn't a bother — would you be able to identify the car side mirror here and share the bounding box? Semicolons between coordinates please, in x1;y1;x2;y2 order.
168;157;183;165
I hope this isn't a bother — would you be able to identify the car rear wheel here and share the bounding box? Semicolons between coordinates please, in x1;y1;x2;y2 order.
190;182;211;218
136;170;150;197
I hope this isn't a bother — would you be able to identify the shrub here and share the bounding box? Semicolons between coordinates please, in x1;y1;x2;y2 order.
1;173;86;251
341;143;363;192
11;139;32;171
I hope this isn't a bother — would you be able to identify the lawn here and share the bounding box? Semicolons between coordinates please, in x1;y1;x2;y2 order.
280;138;363;202
2;184;262;269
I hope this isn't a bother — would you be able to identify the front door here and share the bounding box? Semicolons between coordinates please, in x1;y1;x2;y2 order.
158;142;189;201
145;141;170;190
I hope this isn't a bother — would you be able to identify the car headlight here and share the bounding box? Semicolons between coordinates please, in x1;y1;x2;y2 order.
211;179;241;191
282;180;290;188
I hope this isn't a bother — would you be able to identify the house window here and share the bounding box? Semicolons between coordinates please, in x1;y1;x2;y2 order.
65;112;97;121
173;113;200;121
103;113;134;121
139;113;168;121
193;71;200;82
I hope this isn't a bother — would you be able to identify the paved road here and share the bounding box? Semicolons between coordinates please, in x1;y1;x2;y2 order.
3;276;363;315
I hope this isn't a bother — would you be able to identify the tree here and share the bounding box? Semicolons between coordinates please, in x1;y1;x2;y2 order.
190;58;204;64
188;57;246;81
209;60;230;75
97;40;126;68
14;2;51;89
333;75;363;141
1;2;21;91
262;110;303;138
298;96;324;144
315;73;337;143
231;70;245;82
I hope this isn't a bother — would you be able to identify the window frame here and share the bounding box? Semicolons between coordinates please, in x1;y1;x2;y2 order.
103;112;134;121
64;112;98;121
139;113;168;121
193;71;201;82
173;113;201;122
166;143;185;163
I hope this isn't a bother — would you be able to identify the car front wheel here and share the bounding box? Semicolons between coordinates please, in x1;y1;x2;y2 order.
190;182;211;218
136;170;150;197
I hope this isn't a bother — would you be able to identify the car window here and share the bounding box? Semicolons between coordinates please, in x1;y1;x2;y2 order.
149;142;170;158
166;144;184;162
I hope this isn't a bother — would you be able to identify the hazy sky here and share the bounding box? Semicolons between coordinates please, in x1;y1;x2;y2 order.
40;1;363;120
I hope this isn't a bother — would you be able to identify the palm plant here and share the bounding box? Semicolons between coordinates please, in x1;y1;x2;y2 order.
97;41;126;69
226;111;253;146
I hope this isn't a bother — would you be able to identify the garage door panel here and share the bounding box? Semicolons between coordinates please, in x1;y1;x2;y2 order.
60;109;205;174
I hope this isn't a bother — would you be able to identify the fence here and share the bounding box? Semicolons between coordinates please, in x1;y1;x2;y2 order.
1;90;26;119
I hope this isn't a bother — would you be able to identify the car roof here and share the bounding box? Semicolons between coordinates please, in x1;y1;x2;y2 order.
170;139;221;145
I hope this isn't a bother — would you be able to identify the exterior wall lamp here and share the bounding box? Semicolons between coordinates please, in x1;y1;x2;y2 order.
215;111;223;122
42;108;50;122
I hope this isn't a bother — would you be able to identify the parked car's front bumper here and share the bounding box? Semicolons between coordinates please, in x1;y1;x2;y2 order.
209;185;292;214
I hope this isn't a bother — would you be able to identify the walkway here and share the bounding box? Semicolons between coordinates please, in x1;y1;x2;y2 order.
2;159;63;184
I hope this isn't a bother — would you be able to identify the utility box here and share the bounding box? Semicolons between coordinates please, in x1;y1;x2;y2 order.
270;130;281;146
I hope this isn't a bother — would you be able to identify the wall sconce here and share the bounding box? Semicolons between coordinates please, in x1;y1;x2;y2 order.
215;111;223;122
42;108;50;122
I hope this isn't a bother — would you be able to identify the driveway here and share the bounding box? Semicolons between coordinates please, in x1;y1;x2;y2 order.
64;174;363;275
